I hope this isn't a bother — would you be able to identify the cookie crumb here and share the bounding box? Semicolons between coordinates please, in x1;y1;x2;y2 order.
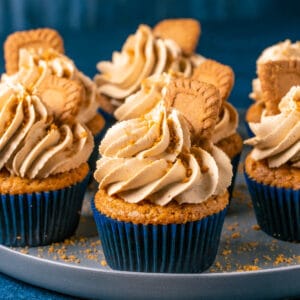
231;232;241;239
237;265;261;272
274;254;293;265
252;224;261;231
20;248;29;255
263;255;272;261
221;249;232;256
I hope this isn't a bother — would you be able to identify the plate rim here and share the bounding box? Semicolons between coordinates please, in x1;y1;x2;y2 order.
2;243;300;276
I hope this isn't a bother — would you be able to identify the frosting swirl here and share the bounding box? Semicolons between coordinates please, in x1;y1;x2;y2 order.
114;73;174;120
95;25;205;104
0;85;94;179
1;48;99;125
212;102;239;144
95;102;232;205
114;73;238;146
245;86;300;168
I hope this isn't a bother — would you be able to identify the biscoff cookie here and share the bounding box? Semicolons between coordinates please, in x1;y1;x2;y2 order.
192;59;234;103
165;78;221;142
4;28;64;74
153;18;201;55
35;75;84;121
258;59;300;115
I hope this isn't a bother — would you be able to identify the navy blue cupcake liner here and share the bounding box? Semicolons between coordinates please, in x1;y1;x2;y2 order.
228;153;241;201
0;174;90;247
91;199;227;273
244;171;300;242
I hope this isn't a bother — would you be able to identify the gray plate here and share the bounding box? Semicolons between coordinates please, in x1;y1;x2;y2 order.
1;145;300;299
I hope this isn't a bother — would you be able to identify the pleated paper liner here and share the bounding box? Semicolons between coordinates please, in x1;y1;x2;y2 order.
91;199;228;273
244;171;300;242
0;174;90;247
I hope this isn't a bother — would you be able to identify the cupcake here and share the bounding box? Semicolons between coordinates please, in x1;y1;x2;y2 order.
0;76;94;247
92;77;232;273
244;58;300;242
115;61;242;199
3;28;105;169
246;40;300;137
94;18;204;113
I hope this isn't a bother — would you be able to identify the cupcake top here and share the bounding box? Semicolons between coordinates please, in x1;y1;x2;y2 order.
0;77;94;179
94;78;232;205
3;28;100;127
245;86;300;168
115;59;238;146
95;19;205;108
250;40;300;111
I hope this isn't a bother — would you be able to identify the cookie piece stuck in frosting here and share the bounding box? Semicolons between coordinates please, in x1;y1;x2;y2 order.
258;60;300;115
35;75;83;122
4;28;64;75
192;59;234;103
165;78;221;143
153;18;201;55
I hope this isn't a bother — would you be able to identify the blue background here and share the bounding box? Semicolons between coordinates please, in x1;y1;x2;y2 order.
0;0;300;298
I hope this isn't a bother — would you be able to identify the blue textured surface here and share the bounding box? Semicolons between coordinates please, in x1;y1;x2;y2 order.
0;0;300;298
0;272;73;300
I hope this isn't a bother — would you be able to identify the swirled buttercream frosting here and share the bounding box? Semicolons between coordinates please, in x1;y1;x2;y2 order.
1;48;99;125
0;84;94;179
245;86;300;168
95;25;205;104
94;102;232;205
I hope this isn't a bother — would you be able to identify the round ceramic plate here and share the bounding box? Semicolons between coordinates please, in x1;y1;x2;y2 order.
1;134;300;299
